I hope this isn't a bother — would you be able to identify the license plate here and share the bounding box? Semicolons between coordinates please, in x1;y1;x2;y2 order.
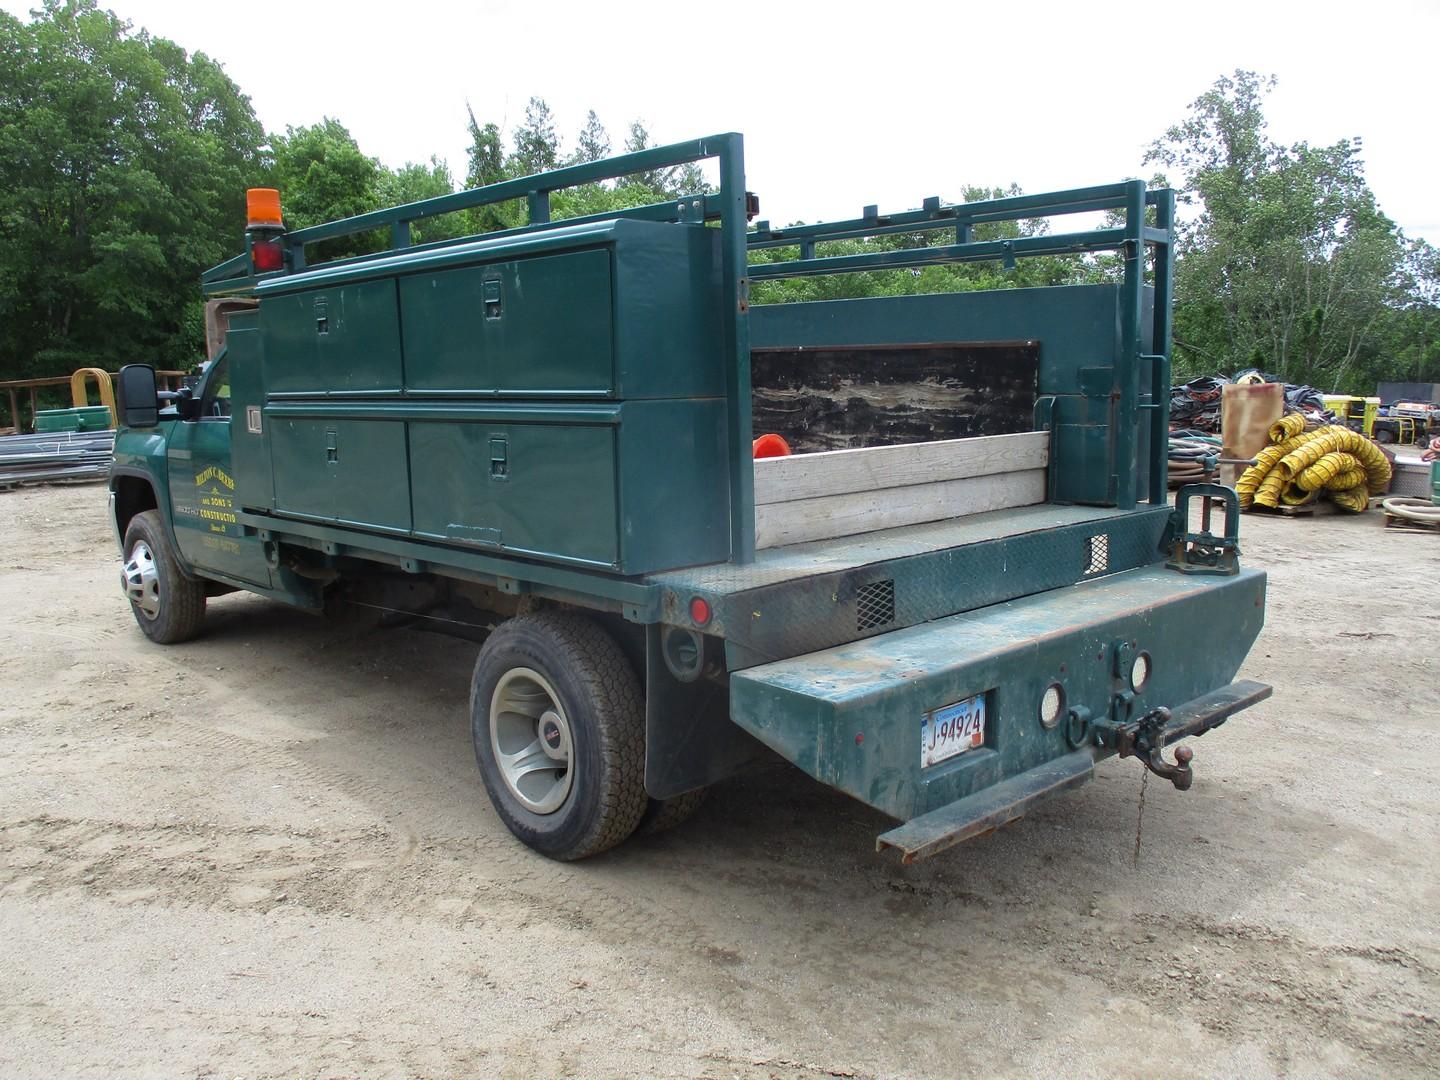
921;693;986;768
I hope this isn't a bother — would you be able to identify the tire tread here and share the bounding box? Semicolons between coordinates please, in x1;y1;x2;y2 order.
638;787;708;836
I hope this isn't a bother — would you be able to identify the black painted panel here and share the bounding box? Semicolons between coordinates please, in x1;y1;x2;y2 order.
750;343;1039;452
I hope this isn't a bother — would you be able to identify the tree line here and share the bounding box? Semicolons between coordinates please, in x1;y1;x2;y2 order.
0;1;706;382
1;1;1436;397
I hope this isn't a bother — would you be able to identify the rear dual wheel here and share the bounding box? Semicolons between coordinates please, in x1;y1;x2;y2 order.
470;612;648;861
470;612;710;859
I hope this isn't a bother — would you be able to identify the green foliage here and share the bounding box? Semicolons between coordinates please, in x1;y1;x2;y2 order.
511;96;559;175
375;157;463;245
1149;70;1439;393
451;101;716;238
620;120;709;198
268;118;384;261
463;107;517;232
572;110;611;164
0;0;265;378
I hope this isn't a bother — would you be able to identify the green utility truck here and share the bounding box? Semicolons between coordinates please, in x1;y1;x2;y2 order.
110;134;1270;862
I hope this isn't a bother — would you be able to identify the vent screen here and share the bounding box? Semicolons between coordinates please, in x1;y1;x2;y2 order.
857;579;896;631
1083;534;1110;576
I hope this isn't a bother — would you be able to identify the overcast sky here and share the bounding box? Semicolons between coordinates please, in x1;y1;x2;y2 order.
7;0;1438;244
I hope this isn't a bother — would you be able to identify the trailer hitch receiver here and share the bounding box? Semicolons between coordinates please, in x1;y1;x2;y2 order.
1106;707;1194;790
1092;681;1273;791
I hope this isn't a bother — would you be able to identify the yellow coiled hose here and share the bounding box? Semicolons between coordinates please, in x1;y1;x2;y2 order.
1330;486;1371;513
1326;466;1367;492
1296;452;1364;492
1235;434;1308;508
1269;414;1307;443
1235;421;1391;514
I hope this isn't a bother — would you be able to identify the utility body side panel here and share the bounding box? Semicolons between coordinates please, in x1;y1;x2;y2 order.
232;219;731;576
400;249;615;395
262;279;404;395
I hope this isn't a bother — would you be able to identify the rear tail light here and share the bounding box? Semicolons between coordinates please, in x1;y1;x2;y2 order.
251;238;284;273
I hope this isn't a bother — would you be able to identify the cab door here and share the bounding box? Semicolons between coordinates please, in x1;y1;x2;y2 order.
165;352;273;586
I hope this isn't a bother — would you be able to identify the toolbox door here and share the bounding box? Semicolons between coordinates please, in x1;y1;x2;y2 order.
399;249;615;396
408;419;619;568
269;416;411;532
261;280;403;395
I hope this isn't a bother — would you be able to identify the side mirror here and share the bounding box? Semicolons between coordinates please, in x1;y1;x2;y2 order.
117;364;159;428
173;388;202;422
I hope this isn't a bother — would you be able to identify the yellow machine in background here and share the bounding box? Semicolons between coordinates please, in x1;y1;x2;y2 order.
1323;395;1381;437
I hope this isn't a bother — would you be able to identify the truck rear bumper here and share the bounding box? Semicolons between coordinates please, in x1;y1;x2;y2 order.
875;678;1272;863
728;564;1269;856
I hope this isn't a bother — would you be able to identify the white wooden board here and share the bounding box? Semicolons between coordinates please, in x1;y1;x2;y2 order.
753;430;1049;506
753;431;1050;549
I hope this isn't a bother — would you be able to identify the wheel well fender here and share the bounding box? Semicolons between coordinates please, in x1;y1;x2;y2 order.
112;473;159;541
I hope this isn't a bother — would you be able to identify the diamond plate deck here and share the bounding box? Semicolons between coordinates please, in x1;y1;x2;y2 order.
646;503;1142;595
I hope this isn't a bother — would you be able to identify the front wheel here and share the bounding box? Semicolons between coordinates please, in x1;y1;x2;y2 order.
121;510;207;644
470;612;647;860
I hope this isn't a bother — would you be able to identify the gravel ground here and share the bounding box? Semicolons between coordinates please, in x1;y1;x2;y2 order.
1;482;1437;1079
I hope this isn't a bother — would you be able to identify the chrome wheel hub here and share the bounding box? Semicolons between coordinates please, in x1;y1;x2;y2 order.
122;540;161;620
490;667;574;814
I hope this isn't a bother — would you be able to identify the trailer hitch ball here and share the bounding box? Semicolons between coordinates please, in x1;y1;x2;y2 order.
1144;743;1194;791
1105;706;1197;791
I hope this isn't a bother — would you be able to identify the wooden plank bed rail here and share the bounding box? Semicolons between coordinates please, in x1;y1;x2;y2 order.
753;431;1049;549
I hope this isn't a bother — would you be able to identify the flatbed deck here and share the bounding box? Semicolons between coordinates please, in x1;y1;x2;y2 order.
648;503;1141;595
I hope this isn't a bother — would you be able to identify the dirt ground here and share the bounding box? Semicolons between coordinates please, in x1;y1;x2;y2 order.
1;482;1437;1079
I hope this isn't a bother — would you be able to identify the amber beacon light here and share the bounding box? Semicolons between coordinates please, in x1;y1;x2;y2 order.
245;188;286;273
246;188;284;229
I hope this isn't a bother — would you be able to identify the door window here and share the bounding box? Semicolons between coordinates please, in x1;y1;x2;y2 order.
199;355;231;419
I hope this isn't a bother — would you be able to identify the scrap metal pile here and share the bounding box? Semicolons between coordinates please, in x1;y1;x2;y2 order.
1235;415;1392;513
1170;371;1335;434
0;429;115;488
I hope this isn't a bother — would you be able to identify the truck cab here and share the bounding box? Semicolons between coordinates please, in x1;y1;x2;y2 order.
111;133;1269;862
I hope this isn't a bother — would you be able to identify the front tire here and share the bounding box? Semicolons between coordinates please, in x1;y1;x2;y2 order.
121;510;206;644
470;612;647;860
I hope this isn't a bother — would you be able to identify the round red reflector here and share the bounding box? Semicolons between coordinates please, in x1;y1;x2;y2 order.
689;596;711;626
